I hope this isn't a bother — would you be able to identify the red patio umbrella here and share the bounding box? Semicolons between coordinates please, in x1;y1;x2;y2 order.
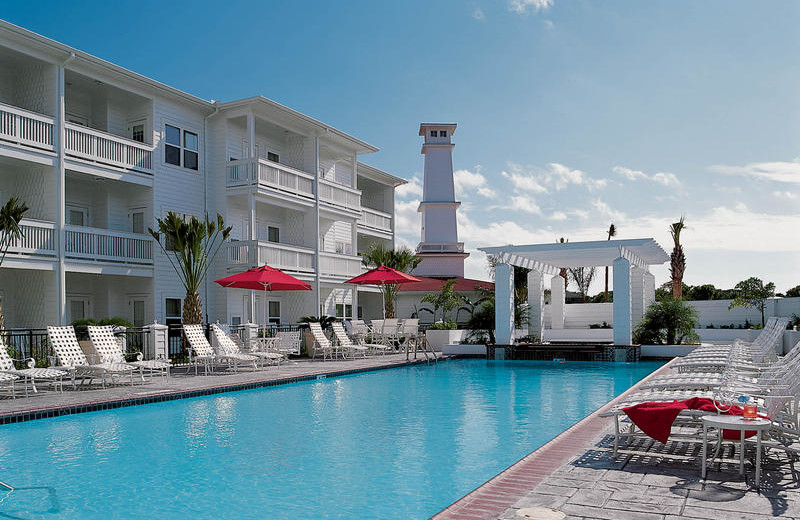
345;265;421;319
216;265;311;329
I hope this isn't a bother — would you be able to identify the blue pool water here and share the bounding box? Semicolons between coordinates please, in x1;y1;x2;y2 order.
0;359;662;519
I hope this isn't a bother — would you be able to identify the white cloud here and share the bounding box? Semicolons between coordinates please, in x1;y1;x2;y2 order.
613;165;681;187
774;190;797;199
394;199;420;240
396;176;422;199
508;195;541;214
501;162;606;194
454;168;497;199
549;211;567;221
543;19;554;30
509;0;554;14
472;7;485;20
710;159;800;184
591;198;627;222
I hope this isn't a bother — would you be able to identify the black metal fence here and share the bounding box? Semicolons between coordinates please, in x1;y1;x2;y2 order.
1;327;152;368
166;323;304;363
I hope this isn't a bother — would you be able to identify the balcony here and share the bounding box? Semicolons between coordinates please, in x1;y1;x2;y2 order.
227;240;315;274
5;219;57;259
318;252;363;279
227;158;314;202
417;242;465;254
358;207;393;234
64;226;153;265
64;123;154;174
318;178;361;215
0;102;55;153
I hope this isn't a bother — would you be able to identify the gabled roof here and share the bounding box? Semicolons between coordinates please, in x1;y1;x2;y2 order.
357;162;407;187
396;276;493;293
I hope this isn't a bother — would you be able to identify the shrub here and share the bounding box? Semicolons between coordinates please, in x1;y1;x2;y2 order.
633;298;699;345
428;320;457;330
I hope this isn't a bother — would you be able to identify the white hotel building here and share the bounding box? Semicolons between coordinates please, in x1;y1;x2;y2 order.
0;20;404;330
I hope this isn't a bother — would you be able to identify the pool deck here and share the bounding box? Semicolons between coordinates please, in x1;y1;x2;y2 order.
433;359;800;520
0;353;432;422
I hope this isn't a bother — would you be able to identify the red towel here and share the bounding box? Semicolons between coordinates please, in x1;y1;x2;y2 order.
622;397;766;444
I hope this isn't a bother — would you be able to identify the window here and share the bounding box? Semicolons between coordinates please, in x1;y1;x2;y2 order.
267;226;280;243
335;304;353;319
268;301;281;325
69;298;88;322
440;130;447;137
165;124;199;170
130;208;145;234
66;205;88;227
267;152;279;163
165;298;181;319
430;130;437;137
231;316;241;326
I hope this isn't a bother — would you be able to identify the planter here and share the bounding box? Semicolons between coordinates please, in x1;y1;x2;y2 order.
442;344;486;355
425;329;464;349
303;331;315;357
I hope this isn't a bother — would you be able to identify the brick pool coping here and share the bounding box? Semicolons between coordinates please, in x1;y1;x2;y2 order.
431;358;678;520
0;355;433;425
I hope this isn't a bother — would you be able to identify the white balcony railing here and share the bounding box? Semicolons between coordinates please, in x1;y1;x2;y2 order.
227;158;314;200
64;225;153;265
64;123;153;174
318;178;361;212
417;242;465;254
0;102;55;152
5;219;57;257
318;251;363;279
358;207;392;233
227;240;315;273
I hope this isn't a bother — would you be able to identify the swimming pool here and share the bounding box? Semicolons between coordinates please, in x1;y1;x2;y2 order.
0;359;662;519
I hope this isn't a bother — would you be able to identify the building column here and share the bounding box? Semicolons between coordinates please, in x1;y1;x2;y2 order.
495;262;514;345
313;135;321;316
550;274;565;330
56;63;67;325
630;266;646;327
527;270;544;340
246;111;255;158
612;256;632;345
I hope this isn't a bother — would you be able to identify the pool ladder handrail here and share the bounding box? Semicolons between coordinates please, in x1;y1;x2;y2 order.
0;480;13;491
405;333;438;364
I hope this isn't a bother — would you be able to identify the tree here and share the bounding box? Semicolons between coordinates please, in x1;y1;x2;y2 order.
669;216;687;299
568;267;597;302
604;223;616;302
728;277;775;326
0;197;29;329
465;285;529;344
420;279;461;327
786;285;800;298
360;244;421;318
455;290;490;323
149;212;231;324
686;284;716;301
633;297;699;345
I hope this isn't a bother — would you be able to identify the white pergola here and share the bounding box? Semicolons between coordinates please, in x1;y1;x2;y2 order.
479;238;669;346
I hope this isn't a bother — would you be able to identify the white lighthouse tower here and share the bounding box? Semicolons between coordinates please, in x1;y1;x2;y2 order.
413;123;469;278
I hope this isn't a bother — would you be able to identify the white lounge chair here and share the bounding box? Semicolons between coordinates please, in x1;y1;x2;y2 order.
88;325;171;379
47;326;136;388
308;323;335;360
182;325;219;375
0;337;65;396
331;322;369;359
211;324;277;368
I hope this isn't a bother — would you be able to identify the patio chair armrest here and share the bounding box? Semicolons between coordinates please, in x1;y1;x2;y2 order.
47;355;58;368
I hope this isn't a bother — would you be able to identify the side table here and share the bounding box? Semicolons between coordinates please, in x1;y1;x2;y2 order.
701;414;771;487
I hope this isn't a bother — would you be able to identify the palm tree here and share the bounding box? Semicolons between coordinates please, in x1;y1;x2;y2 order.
556;237;569;291
669;216;687;299
604;223;616;302
149;212;231;324
360;243;421;318
0;197;29;329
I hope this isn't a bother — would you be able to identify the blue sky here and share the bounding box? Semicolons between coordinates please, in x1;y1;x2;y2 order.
4;0;800;292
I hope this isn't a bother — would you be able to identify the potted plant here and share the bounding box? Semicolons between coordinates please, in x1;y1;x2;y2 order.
298;316;337;357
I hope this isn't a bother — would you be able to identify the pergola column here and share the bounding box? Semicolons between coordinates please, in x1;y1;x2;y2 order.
630;266;646;326
644;270;656;308
550;274;565;330
527;270;544;340
495;262;515;345
613;256;632;345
